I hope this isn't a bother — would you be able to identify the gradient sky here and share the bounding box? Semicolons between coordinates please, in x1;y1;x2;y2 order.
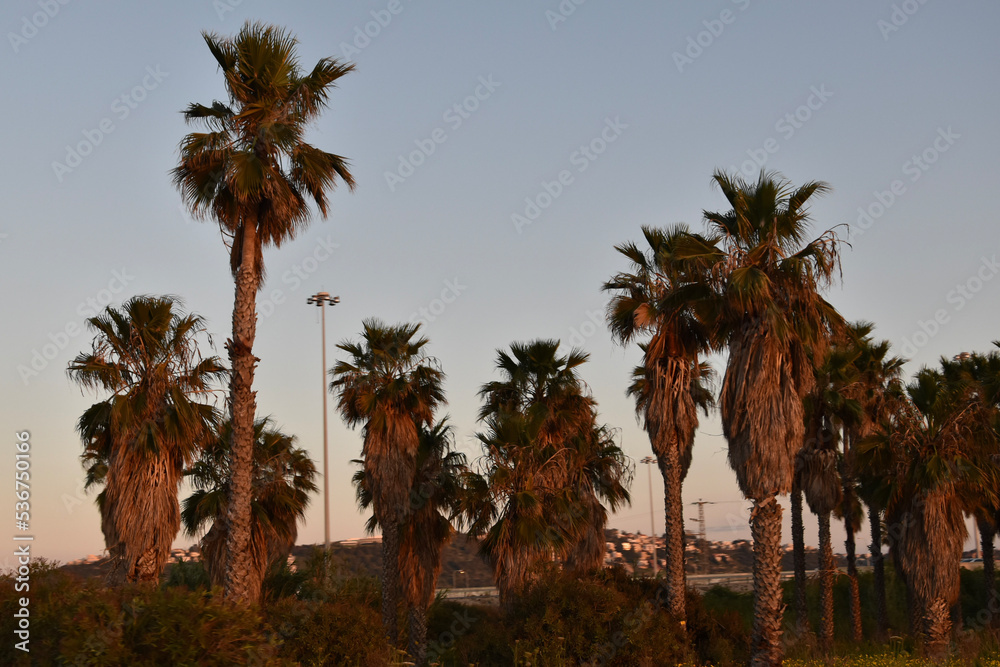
2;1;998;566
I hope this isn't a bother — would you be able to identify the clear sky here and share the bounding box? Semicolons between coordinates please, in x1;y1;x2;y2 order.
2;0;998;566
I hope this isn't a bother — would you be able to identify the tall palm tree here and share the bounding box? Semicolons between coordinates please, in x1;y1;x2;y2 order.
854;403;905;638
604;225;718;625
330;320;445;645
466;340;631;605
173;21;355;603
863;368;991;657
181;415;317;600
799;344;859;649
68;295;224;584
702;170;843;667
844;324;904;640
941;347;1000;625
833;479;865;640
354;419;468;665
849;329;905;640
466;409;560;604
789;459;809;636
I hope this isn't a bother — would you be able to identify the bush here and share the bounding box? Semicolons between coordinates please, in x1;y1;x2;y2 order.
441;566;747;666
164;558;212;591
0;561;277;666
0;557;395;666
261;548;392;666
16;556;1000;665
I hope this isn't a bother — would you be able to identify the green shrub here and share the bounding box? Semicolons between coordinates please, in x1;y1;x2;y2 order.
442;566;747;666
13;556;1000;665
0;561;278;666
164;558;212;591
264;596;391;666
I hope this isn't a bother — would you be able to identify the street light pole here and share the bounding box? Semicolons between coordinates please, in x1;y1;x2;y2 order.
641;456;658;576
307;292;340;552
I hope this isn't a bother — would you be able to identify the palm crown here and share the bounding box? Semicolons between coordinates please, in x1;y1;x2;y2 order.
704;169;844;499
468;340;631;600
182;416;317;589
68;295;225;584
172;21;355;279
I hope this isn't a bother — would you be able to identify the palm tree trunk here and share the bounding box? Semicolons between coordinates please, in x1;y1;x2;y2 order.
982;522;997;626
951;601;963;636
818;511;835;649
790;480;808;638
660;444;687;628
869;501;889;640
844;518;863;642
905;573;919;637
841;439;862;642
224;220;260;604
105;542;128;586
750;495;785;667
134;546;164;583
408;606;427;666
925;597;951;660
382;522;401;646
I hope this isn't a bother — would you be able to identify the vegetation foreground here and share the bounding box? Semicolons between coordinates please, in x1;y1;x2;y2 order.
4;557;1000;666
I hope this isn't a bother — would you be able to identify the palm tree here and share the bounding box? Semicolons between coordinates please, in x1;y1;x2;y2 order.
863;367;992;656
833;479;865;640
354;418;468;665
799;344;859;649
181;416;317;600
789;459;809;636
702;170;843;667
560;422;633;573
849;329;905;640
843;324;904;640
330;320;445;645
604;225;718;625
466;340;631;605
173;21;355;603
68;295;224;584
941;347;1000;625
466;409;560;604
854;402;905;638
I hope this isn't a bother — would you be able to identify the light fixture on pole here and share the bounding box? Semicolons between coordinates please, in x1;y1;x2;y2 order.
640;456;658;576
307;291;339;552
